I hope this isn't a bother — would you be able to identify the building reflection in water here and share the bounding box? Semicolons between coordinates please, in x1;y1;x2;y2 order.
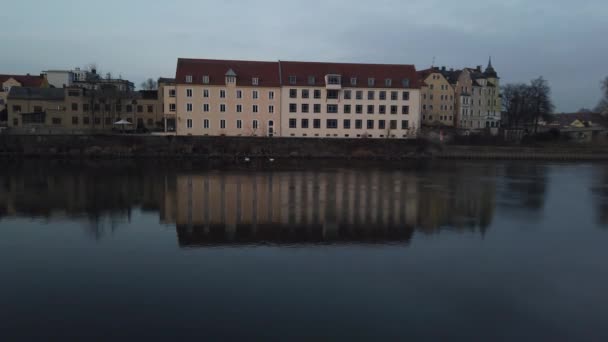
0;161;513;245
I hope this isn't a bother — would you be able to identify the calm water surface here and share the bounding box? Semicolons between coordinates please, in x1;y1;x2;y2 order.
1;160;607;341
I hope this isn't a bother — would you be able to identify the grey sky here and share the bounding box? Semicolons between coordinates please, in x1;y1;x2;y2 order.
1;0;607;112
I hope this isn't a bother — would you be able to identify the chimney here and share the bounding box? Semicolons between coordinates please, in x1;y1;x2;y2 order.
476;65;482;72
441;66;446;71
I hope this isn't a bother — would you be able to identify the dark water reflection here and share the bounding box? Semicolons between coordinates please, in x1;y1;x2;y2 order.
0;160;607;340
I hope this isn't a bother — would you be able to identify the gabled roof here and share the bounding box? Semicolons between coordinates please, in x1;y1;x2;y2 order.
0;74;46;87
280;61;420;88
8;87;64;101
176;58;281;87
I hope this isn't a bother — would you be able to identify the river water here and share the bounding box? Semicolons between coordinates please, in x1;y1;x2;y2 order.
1;160;607;341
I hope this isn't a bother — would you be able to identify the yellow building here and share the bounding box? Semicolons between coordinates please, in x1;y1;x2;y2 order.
418;67;456;127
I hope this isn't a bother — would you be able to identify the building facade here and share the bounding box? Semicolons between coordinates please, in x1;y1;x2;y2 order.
418;67;456;127
0;74;48;124
171;58;421;138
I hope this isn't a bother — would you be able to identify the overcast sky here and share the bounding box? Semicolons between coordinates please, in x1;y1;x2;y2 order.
1;0;607;112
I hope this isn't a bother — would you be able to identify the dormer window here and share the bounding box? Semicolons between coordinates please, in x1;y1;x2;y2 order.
308;76;315;85
252;77;259;85
327;75;341;85
385;78;392;87
402;78;410;88
225;69;237;84
368;78;375;86
185;75;193;83
203;75;209;84
289;76;297;85
350;77;357;86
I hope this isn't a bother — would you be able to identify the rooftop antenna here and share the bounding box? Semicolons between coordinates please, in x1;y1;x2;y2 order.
431;56;436;68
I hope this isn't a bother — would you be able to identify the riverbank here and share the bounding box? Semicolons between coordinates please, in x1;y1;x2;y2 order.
1;134;608;161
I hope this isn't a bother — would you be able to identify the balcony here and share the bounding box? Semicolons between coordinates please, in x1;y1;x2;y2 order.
325;74;342;90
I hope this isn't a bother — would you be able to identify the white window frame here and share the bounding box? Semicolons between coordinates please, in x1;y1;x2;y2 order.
185;75;193;83
237;119;243;129
252;77;259;85
269;105;274;114
186;119;193;128
253;90;259;99
253;105;259;113
220;89;226;98
252;120;259;129
203;89;209;98
220;104;226;113
202;75;209;84
236;90;242;99
236;104;242;113
186;103;193;112
169;89;176;97
269;91;274;100
169;103;176;112
203;119;210;129
220;119;226;129
203;104;209;112
186;88;193;97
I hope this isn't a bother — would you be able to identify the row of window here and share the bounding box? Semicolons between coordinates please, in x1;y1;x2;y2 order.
185;119;270;130
428;84;450;91
289;104;410;115
12;104;155;113
288;118;410;130
422;104;453;111
287;75;410;88
288;89;410;101
15;117;155;126
423;94;454;101
179;88;275;100
423;115;453;122
185;75;260;85
179;103;275;114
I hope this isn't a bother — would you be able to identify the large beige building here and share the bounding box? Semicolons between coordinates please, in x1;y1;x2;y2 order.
174;59;281;136
171;58;422;138
418;67;456;126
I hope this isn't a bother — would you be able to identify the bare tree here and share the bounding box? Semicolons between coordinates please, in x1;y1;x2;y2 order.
596;77;608;115
501;78;554;132
529;77;554;134
140;78;158;90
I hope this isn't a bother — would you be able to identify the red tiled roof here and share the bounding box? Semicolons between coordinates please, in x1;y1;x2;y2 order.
0;74;45;87
175;58;281;87
280;61;420;89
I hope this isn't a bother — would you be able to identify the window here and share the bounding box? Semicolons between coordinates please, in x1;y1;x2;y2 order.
350;77;357;86
116;104;122;112
269;105;274;114
253;105;258;113
137;105;143;113
314;104;321;113
104;104;111;112
327;75;340;85
402;79;410;87
344;90;352;99
83;117;90;125
368;78;375;86
313;119;321;129
379;120;386;130
344;105;351;114
391;91;398;101
367;105;374;114
146;118;153;126
72;116;79;125
203;89;209;98
402;106;409;115
385;79;392;87
203;75;209;84
237;120;243;129
301;119;309;128
355;119;363;129
253;120;259;129
289;89;297;98
12;117;18;126
170;104;177;112
390;120;397;130
289;76;297;84
253;90;259;99
269;91;274;100
401;120;409;129
51;118;61;125
327;104;338;113
69;103;78;111
289;103;297;113
220;119;226;129
402;91;410;101
327;119;338;129
236;90;242;99
220;104;226;112
126;105;132;113
343;119;351;129
302;104;309;113
355;105;363;114
83;104;89;112
169;89;176;97
148;105;153;113
252;77;259;85
186;89;193;97
356;91;363;100
185;75;192;83
327;90;339;99
187;119;193;128
289;118;297;128
203;119;210;129
220;89;226;98
68;90;80;97
313;89;321;99
236;104;242;113
33;105;42;112
379;105;386;114
367;120;374;129
368;91;375;100
390;105;398;115
379;91;386;100
186;103;193;112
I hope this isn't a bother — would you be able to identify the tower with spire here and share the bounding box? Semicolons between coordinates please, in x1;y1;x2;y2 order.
484;56;498;79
